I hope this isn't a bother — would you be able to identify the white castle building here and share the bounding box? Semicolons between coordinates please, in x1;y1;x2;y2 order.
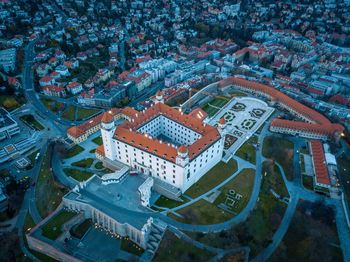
98;91;225;193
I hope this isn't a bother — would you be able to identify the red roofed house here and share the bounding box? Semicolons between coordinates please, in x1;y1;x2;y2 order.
39;76;55;87
42;85;66;97
66;81;83;95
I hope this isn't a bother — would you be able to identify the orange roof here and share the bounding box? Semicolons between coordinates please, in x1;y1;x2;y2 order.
178;145;188;154
67;108;121;138
113;103;221;163
156;90;163;96
188;108;208;121
96;145;105;156
67;126;84;138
101;111;114;123
219;77;344;138
310;140;330;185
219;117;226;125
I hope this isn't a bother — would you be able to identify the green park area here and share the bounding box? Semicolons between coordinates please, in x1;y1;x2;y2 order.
40;97;65;113
70;219;92;239
121;238;144;256
170;168;255;225
72;158;94;168
36;145;68;218
169;199;233;225
20;114;45;130
337;153;350;207
94;161;104;169
63;168;94;181
154;195;188;209
201;97;229;117
0;95;23;111
270;201;342;262
154;231;214;262
235;135;258;164
302;175;314;191
41;211;77;240
214;168;255;213
263;136;294;180
62;105;76;121
92;136;103;145
188;161;288;257
64;145;84;159
185;159;238;198
76;107;100;121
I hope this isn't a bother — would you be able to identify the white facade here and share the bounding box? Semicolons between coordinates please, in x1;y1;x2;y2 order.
101;101;224;193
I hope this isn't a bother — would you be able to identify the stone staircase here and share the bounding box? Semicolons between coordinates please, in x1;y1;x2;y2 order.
140;219;167;261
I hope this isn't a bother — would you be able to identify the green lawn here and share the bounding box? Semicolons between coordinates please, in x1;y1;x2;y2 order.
20;114;45;130
62;105;76;121
23;211;35;233
302;175;314;191
94;161;104;169
187;167;288;257
214;168;256;213
201;104;219;117
40;98;64;113
41;211;77;240
154;196;187;209
0;169;10;178
36;145;68;218
262;161;289;198
121;238;144;256
337;153;350;208
63;168;94;181
201;97;229;117
185;159;238;198
64;145;84;159
70;219;92;239
76;107;100;121
154;231;214;262
235;136;258;164
171;169;255;225
263;136;294;180
0;95;23;111
169;199;234;225
71;158;94;168
92;136;103;145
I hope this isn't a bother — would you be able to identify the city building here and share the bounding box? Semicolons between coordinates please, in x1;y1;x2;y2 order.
97;92;224;193
0;48;16;73
309;140;331;189
0;107;20;141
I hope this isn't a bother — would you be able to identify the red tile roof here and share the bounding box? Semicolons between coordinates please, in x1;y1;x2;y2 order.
219;77;344;138
96;145;105;156
310;140;330;186
113;103;221;163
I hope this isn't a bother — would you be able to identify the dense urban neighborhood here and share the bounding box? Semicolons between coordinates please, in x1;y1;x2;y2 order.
0;0;350;261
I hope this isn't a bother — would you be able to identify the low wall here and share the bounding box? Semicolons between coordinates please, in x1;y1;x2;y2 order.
26;234;82;262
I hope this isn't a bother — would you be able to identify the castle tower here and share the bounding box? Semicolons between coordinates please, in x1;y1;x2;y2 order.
218;117;226;131
176;145;189;167
101;111;116;160
155;90;164;104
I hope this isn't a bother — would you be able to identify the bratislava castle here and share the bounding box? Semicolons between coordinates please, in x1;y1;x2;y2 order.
100;91;225;192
